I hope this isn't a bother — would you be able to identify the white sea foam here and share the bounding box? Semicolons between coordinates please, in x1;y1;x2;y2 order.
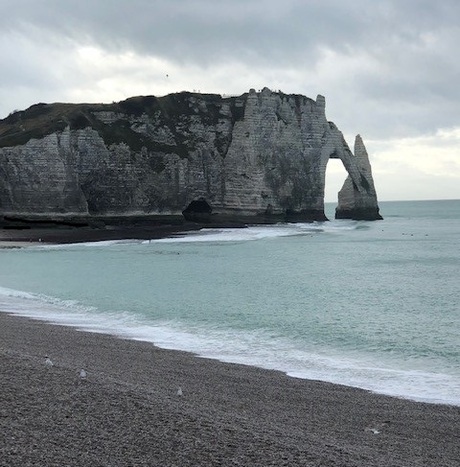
33;239;142;250
1;285;458;406
150;220;360;244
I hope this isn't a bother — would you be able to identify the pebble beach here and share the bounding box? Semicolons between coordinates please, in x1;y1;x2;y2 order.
1;312;459;466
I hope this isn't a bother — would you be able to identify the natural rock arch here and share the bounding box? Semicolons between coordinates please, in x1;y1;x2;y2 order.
0;89;382;224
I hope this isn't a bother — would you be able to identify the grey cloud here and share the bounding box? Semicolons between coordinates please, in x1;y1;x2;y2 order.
2;0;387;63
4;1;459;71
1;0;460;139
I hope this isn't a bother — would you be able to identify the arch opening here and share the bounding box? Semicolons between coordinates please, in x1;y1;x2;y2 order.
324;158;348;219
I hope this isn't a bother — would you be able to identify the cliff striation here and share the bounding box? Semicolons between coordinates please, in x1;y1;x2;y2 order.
0;88;382;226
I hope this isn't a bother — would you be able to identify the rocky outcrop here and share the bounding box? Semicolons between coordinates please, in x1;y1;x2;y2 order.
335;135;383;220
0;89;382;225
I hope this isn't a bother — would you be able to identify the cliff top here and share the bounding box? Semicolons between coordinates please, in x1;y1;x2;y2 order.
0;92;230;149
0;89;316;149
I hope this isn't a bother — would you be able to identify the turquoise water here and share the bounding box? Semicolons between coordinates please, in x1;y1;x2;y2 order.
1;199;459;405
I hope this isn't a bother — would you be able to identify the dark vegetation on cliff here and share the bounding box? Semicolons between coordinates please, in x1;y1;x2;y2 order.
0;92;246;153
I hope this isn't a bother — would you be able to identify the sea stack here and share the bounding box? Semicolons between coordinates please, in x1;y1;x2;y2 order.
335;135;383;220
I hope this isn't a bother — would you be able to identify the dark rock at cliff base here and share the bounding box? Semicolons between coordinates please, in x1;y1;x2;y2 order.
335;208;383;221
0;89;382;225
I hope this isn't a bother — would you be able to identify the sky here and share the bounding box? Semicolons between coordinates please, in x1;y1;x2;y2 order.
1;0;459;202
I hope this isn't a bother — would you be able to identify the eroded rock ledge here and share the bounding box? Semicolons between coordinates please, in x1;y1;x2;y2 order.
0;88;382;227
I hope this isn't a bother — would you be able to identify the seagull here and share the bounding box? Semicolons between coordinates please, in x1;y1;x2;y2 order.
79;369;87;379
44;356;53;367
177;387;183;396
364;421;390;434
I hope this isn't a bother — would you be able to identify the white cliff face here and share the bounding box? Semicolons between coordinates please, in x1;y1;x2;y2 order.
212;89;364;218
0;90;381;221
0;131;88;215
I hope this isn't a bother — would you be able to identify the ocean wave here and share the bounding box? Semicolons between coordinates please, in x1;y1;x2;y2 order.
1;285;458;406
32;239;143;250
0;285;98;318
150;220;362;244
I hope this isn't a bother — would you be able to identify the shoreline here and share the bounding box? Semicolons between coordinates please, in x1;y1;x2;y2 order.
1;311;459;466
0;223;205;246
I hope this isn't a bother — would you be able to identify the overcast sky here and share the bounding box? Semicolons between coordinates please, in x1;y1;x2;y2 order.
1;0;459;202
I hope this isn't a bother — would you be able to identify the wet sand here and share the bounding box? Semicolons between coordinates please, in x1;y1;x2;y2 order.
1;312;459;466
0;223;202;246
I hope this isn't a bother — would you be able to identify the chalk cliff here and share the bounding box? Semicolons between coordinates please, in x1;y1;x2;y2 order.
335;135;382;220
0;88;382;225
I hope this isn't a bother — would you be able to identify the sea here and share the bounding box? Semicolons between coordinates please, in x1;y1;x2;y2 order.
0;199;459;406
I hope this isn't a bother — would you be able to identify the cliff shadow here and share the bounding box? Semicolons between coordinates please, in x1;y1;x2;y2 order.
182;198;213;223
